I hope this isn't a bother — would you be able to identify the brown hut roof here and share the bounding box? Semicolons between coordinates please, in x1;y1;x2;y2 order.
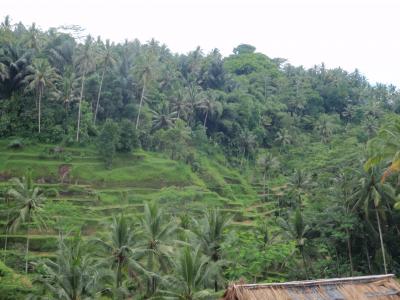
223;274;400;300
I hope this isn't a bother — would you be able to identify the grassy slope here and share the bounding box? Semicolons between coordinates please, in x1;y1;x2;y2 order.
0;259;32;299
0;139;259;272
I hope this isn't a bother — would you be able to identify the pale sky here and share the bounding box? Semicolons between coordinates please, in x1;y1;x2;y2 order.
3;0;400;86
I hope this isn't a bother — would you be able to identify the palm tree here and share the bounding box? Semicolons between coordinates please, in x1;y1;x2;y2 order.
94;215;147;291
23;59;60;133
362;115;378;139
0;43;33;98
7;172;46;273
75;35;96;142
352;169;395;274
25;23;41;51
138;202;176;296
134;49;157;129
38;234;100;300
150;101;177;131
171;88;190;120
186;83;203;126
256;152;279;202
288;169;312;207
279;209;310;279
161;247;212;300
275;128;292;152
196;91;221;129
193;209;230;292
315;114;334;143
365;116;400;182
333;170;356;276
94;39;116;124
237;130;257;167
54;66;77;124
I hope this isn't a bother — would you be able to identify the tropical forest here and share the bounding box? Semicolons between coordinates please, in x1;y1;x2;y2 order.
1;16;400;299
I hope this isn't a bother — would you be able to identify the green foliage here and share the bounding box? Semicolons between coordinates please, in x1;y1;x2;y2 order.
116;119;138;153
98;119;119;169
0;259;32;299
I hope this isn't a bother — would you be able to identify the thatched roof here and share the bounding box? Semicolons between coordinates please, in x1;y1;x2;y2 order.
223;274;400;300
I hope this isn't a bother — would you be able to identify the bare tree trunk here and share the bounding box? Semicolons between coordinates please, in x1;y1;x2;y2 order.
94;67;105;124
76;71;86;142
136;77;146;130
376;209;388;274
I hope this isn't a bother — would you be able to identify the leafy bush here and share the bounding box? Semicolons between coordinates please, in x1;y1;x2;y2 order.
7;139;24;150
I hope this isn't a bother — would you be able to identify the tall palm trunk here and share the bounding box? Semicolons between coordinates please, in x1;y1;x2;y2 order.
346;228;354;276
300;247;309;279
94;67;105;125
25;223;30;273
263;171;267;202
116;259;122;288
136;77;146;130
38;88;42;133
375;209;388;274
3;219;9;264
203;109;208;128
76;71;86;142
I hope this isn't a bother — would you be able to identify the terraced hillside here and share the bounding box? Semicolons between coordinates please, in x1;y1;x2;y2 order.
0;139;265;273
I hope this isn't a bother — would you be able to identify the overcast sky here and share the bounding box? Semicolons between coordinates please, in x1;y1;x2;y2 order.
3;0;400;86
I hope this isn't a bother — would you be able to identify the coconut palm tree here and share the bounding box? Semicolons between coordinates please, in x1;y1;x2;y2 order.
93;39;116;124
196;91;221;129
365;115;400;182
138;202;176;296
150;101;177;131
256;152;279;202
134;49;158;130
54;66;78;123
161;247;212;300
352;169;395;274
7;172;46;273
193;209;230;292
75;35;96;142
279;209;310;279
38;234;100;300
275;128;292;152
237;130;257;167
170;88;190;120
0;43;33;98
315;114;334;143
23;58;60;133
288;169;312;207
93;215;148;292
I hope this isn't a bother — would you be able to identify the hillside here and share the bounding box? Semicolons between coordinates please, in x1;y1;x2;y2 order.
0;139;261;271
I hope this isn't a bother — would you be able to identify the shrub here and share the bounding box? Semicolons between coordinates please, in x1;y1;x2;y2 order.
7;139;24;150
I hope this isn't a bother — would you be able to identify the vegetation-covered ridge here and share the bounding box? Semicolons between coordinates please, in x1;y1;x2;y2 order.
2;16;400;299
